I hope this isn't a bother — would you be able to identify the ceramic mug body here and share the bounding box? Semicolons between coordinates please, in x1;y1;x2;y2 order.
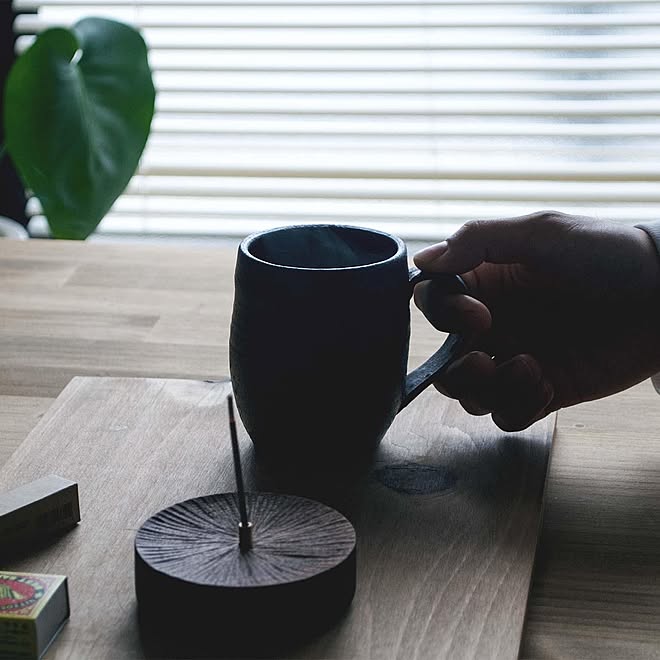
230;224;463;469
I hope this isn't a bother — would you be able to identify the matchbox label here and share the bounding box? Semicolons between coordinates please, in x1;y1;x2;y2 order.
0;574;49;617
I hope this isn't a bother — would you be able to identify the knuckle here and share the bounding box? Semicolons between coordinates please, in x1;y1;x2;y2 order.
523;210;579;243
455;219;487;240
530;209;569;226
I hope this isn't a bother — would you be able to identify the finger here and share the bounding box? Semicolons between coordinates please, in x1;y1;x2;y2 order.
459;398;493;417
489;355;555;431
414;283;492;335
413;211;565;274
435;351;497;409
493;354;543;399
492;380;554;432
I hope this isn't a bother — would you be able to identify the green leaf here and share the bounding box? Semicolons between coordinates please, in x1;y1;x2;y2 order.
4;17;155;239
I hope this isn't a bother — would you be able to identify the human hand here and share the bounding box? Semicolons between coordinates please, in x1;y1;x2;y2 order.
413;211;660;431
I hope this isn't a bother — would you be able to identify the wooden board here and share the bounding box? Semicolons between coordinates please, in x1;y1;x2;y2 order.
0;377;555;659
0;395;52;467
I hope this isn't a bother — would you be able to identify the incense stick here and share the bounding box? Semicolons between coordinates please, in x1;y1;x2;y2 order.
227;394;252;550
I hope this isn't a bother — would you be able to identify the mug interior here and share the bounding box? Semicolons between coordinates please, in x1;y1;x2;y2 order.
247;225;400;269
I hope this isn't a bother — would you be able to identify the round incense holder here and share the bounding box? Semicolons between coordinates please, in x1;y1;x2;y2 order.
135;492;356;657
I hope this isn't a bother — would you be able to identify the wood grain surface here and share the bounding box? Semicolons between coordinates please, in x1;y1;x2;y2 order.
0;238;659;658
0;376;554;659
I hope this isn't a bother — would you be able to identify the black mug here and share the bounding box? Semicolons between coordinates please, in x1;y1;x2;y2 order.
230;224;466;470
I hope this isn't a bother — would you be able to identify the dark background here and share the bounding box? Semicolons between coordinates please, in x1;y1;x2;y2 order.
1;4;28;227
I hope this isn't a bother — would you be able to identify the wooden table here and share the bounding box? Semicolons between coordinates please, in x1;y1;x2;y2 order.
0;238;658;659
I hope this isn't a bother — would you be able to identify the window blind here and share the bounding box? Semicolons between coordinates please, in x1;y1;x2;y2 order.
12;0;660;241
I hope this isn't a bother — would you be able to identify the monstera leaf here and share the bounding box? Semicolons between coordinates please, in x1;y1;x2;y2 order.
4;18;155;239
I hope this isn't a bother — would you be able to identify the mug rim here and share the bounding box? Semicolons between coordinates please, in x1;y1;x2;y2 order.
240;224;406;271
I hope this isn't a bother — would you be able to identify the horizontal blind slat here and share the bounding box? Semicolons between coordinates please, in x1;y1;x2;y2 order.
98;203;660;222
151;118;660;138
151;76;660;95
36;215;469;243
15;0;660;6
146;52;660;72
25;214;465;242
137;157;660;181
111;196;660;217
146;132;660;149
152;95;660;116
16;32;660;51
126;176;660;202
17;11;660;29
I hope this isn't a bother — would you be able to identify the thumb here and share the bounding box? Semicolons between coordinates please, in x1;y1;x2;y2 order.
414;212;562;273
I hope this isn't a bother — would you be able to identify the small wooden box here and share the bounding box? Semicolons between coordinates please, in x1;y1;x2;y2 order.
0;572;69;659
0;475;80;555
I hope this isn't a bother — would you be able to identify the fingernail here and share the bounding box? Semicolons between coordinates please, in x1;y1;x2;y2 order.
414;241;449;267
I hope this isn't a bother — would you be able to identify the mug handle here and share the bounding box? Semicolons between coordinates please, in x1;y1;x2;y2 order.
399;267;468;410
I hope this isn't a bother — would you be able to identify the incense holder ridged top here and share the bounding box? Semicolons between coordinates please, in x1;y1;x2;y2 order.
134;491;356;657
